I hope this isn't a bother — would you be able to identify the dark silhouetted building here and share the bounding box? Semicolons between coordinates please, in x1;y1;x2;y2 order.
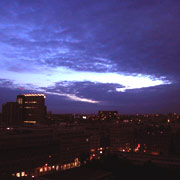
2;102;20;126
0;112;2;125
47;113;74;124
17;94;47;125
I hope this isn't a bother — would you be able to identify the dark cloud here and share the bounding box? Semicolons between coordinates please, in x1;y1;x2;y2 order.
1;0;180;75
42;81;124;100
35;81;180;114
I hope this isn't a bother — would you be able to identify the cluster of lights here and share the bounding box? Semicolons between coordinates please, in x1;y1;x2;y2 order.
23;94;46;98
13;158;80;178
119;143;152;153
38;158;80;174
6;127;13;130
119;147;131;153
12;172;27;178
134;144;141;152
89;147;104;160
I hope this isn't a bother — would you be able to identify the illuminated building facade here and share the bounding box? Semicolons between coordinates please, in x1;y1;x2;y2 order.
17;94;47;125
0;126;87;178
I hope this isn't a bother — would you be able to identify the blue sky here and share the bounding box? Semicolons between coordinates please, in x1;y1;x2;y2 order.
0;0;180;114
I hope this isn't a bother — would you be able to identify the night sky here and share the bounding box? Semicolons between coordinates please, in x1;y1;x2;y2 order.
0;0;180;114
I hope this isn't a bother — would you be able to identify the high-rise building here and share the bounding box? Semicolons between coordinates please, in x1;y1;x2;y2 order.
16;94;47;125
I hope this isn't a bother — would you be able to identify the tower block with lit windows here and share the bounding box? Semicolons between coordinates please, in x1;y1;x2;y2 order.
17;94;47;125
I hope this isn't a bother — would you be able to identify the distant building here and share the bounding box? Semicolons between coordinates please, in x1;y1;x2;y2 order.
16;94;47;125
110;124;135;152
98;110;118;121
47;113;74;124
2;102;20;126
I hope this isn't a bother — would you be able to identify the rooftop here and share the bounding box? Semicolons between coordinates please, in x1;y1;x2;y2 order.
39;167;112;180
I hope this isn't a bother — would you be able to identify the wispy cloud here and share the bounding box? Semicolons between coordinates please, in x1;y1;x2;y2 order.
44;91;99;104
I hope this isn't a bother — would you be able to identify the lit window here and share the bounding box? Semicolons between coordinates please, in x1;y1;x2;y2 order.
67;164;71;169
63;164;67;169
21;172;25;177
152;152;159;155
24;106;36;109
25;101;37;104
16;173;20;177
24;121;36;124
56;165;59;171
75;158;79;162
44;167;47;172
17;98;23;104
71;163;75;168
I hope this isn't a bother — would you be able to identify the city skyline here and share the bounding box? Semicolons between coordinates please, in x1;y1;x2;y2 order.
0;0;180;114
